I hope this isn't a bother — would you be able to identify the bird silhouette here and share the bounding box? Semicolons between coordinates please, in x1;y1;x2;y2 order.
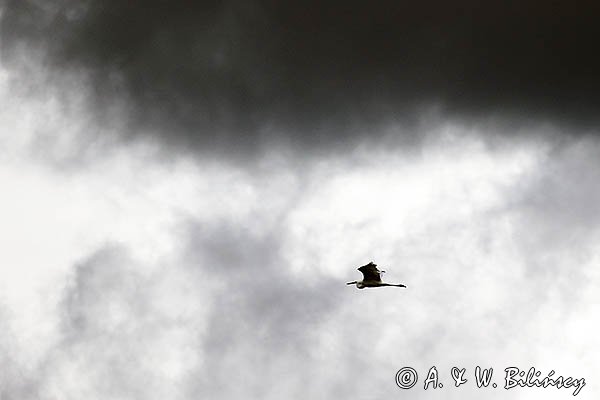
346;261;406;289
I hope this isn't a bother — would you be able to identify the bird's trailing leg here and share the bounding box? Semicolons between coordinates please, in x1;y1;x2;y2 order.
380;283;406;288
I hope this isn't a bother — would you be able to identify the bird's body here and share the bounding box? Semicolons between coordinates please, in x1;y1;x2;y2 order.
346;262;406;289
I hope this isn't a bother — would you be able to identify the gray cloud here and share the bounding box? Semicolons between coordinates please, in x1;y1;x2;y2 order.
34;246;203;399
5;215;347;399
0;310;35;399
502;139;600;306
181;219;349;398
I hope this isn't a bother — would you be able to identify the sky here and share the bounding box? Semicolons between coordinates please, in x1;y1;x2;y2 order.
0;1;599;399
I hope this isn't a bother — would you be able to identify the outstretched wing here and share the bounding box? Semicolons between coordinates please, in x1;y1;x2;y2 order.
357;262;383;282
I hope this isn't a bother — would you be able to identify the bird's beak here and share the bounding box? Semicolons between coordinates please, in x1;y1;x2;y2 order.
346;281;357;285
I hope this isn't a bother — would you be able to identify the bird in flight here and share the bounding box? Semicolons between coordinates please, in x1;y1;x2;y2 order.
346;261;406;289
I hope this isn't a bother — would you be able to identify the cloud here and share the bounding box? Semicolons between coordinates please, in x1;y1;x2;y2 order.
182;220;348;398
1;6;599;397
502;137;600;301
49;246;198;399
2;1;600;159
0;131;598;398
10;219;346;399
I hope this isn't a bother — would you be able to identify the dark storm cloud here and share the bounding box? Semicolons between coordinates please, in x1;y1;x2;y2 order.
2;0;600;156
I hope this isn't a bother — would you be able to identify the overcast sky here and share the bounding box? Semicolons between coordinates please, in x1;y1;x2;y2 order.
1;1;599;399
